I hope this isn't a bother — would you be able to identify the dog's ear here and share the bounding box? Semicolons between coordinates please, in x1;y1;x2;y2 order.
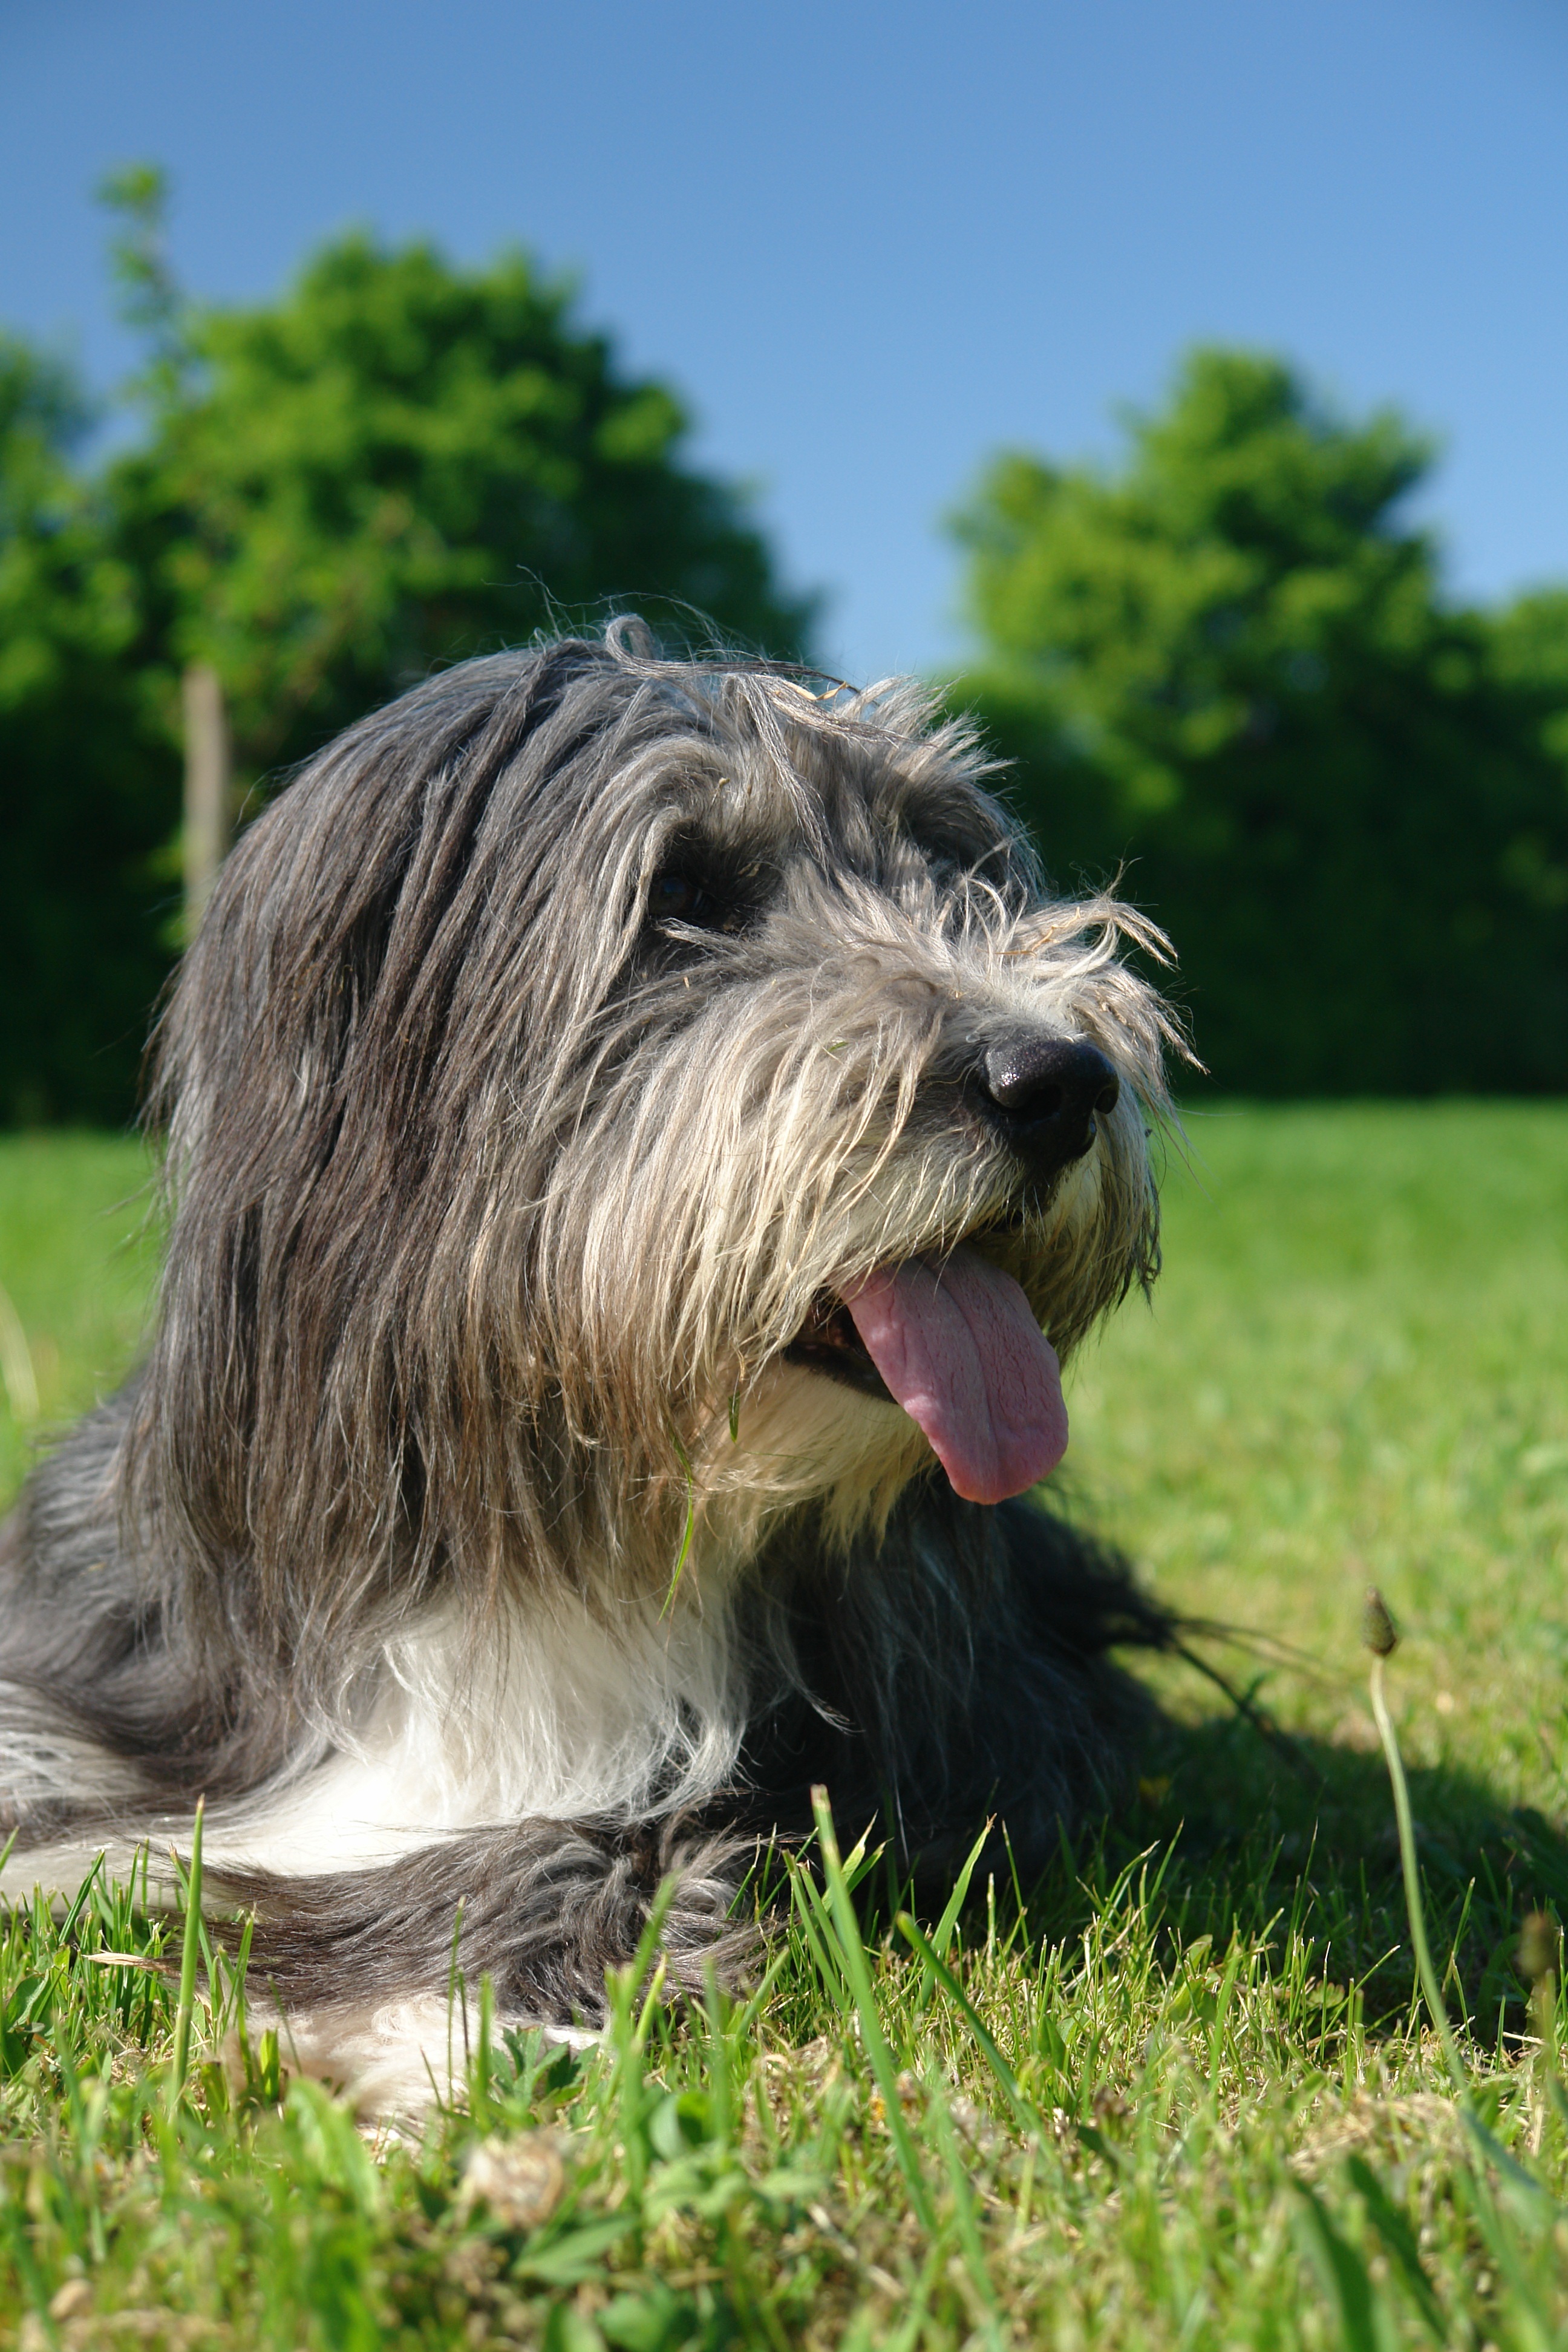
148;641;614;1155
128;641;667;1659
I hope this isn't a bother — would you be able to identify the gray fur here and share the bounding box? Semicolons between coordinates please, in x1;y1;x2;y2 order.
0;624;1184;2063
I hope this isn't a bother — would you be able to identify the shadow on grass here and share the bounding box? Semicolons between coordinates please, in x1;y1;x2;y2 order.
1011;1701;1568;2049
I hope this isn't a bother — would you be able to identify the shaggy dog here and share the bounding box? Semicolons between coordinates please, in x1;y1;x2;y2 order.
0;626;1182;2103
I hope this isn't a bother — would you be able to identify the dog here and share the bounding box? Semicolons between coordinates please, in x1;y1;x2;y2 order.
0;624;1182;2104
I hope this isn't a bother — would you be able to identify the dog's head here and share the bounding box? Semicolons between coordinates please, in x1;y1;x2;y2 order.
136;627;1182;1647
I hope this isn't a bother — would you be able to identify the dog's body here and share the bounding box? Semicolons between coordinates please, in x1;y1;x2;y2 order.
0;629;1179;2101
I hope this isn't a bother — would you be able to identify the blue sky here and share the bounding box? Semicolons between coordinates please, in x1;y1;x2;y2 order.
5;0;1566;681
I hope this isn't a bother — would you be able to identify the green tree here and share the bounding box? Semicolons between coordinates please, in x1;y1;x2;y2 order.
109;194;815;783
0;336;175;1124
0;181;817;1123
951;349;1568;1093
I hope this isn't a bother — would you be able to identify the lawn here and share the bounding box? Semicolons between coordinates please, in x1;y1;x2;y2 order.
0;1105;1565;2350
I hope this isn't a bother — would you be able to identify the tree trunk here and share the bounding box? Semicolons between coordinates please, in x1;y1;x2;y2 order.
181;663;232;938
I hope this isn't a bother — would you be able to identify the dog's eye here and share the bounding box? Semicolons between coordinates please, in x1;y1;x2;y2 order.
648;871;726;930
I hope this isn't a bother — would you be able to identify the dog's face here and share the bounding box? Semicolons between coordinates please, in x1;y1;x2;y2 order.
143;637;1180;1638
526;681;1177;1557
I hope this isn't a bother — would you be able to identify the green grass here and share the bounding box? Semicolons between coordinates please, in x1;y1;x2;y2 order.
0;1132;162;1505
1;1106;1567;2349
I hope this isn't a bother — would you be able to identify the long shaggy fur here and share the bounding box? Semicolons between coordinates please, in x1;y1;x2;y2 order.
0;625;1184;2105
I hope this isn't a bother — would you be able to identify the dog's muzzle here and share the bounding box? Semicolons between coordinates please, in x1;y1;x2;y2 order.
782;1031;1119;1406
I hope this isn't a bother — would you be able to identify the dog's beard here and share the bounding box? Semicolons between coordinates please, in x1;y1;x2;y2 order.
642;1134;1128;1573
522;876;1165;1553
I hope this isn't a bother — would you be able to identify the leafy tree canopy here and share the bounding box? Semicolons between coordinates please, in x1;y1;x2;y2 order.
0;338;134;716
952;349;1568;1093
108;180;815;779
0;175;816;1120
0;336;173;1123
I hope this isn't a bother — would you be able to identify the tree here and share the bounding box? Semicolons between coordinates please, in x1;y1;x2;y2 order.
0;184;817;1122
0;336;175;1123
109;206;817;784
950;350;1568;1093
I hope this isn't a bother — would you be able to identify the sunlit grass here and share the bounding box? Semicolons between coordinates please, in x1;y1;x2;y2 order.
0;1105;1565;2348
0;1133;159;1507
1070;1102;1568;1799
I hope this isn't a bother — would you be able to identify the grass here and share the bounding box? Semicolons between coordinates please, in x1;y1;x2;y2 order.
0;1103;1566;2348
0;1132;162;1505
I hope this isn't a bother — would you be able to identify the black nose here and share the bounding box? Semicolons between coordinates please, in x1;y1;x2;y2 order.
978;1034;1120;1179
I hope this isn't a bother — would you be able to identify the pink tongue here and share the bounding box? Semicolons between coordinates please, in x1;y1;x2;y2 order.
842;1244;1068;1505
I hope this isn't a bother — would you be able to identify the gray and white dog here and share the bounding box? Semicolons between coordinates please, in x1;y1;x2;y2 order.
0;626;1182;2101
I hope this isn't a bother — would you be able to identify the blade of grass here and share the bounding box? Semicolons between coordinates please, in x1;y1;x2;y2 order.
912;1818;990;2017
725;1942;794;2045
1368;1635;1558;2212
55;1853;108;1949
1290;2180;1391;2352
785;1856;853;2018
1344;2155;1447;2345
809;1786;934;2233
1365;1596;1560;2350
1367;1646;1465;2094
661;1422;697;1616
895;1911;1036;2140
166;1795;204;2117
